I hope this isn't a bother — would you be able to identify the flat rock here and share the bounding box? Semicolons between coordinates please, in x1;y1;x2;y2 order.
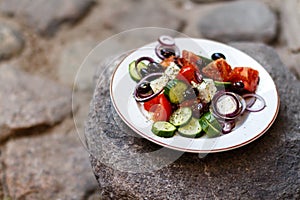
86;43;300;199
0;0;95;37
58;38;98;91
99;0;184;32
0;23;24;60
198;1;277;43
280;0;300;52
191;0;232;3
2;118;98;199
0;65;72;141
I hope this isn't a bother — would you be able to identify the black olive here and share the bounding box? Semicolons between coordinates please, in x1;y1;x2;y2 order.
191;102;209;118
137;81;152;95
140;68;149;77
183;88;198;100
231;81;245;93
211;53;226;60
160;48;176;58
147;62;163;73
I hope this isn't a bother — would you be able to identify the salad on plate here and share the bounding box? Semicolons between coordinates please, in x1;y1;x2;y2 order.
129;36;266;139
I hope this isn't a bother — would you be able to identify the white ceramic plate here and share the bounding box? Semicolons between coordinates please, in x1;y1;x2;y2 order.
110;38;280;153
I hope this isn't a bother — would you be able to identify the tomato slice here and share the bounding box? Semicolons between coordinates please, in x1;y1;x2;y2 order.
143;94;172;121
202;58;232;81
176;63;201;84
229;67;259;92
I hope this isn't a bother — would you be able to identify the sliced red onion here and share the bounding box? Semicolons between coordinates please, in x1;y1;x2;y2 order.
158;35;175;46
135;56;155;77
134;73;165;102
155;36;180;60
243;93;266;112
212;91;246;120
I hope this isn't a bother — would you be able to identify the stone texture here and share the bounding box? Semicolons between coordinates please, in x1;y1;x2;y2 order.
0;0;95;37
2;118;99;199
0;65;72;142
198;1;277;43
99;0;184;32
192;0;232;3
58;38;98;90
280;0;300;52
0;23;24;60
86;43;300;199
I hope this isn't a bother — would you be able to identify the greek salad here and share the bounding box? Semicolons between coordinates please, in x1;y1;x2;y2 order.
129;36;266;138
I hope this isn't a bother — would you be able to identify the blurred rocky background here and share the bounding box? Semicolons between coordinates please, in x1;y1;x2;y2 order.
0;0;299;199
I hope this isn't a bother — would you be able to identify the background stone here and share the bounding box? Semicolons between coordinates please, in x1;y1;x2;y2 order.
0;23;24;60
280;0;300;52
0;0;95;37
198;0;277;43
86;43;300;199
0;66;72;142
2;118;98;199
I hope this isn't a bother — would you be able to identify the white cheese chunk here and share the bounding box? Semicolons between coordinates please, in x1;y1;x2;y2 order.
192;79;217;103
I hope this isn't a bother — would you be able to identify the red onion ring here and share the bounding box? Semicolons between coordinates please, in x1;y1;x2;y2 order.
134;72;165;102
155;36;180;60
135;56;155;77
158;35;175;46
242;93;266;112
212;91;246;120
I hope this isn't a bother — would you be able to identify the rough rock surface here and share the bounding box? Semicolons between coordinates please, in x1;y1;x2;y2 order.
2;118;98;199
0;0;95;37
86;43;300;199
0;65;72;141
281;0;300;52
198;1;277;43
0;23;24;60
99;0;184;32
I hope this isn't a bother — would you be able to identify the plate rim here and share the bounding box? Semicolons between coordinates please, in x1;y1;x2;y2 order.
109;38;280;153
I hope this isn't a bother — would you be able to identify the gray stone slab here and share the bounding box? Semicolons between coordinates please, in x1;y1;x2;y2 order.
281;0;300;52
86;43;299;199
2;118;98;199
198;1;277;43
0;0;95;37
0;65;72;141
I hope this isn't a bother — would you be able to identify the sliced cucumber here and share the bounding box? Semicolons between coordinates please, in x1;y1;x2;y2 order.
164;79;188;104
199;112;222;138
129;60;147;82
178;118;202;138
169;107;192;127
151;121;176;138
214;81;232;88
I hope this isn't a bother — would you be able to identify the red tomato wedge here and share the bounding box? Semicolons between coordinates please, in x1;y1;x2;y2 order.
143;94;172;121
202;58;232;81
229;67;259;93
176;63;201;84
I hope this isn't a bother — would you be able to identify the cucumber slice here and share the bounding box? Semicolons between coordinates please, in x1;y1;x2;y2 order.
152;121;176;138
214;81;232;88
164;79;188;104
129;60;147;82
169;107;192;127
199;112;222;138
178;118;202;138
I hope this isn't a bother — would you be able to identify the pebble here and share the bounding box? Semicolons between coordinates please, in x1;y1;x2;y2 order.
0;0;95;37
0;23;24;60
0;65;72;141
198;0;277;43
